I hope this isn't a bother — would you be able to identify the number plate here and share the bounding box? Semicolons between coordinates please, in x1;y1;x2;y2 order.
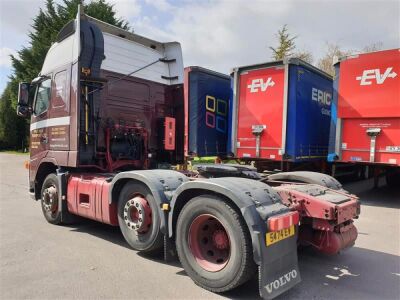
386;146;400;152
266;225;295;246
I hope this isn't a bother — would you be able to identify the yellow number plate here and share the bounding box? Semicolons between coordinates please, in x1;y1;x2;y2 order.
266;225;295;246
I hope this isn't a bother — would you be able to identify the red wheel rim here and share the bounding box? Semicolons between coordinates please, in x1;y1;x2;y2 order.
123;195;152;233
188;214;231;272
42;185;58;213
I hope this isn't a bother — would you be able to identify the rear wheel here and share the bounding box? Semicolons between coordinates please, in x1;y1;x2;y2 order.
41;173;62;224
117;181;163;253
386;170;400;188
176;195;256;293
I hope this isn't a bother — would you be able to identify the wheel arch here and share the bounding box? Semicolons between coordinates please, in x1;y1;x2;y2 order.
169;178;291;265
108;170;189;234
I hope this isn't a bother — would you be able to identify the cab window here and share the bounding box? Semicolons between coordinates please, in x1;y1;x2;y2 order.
34;78;52;115
52;70;67;109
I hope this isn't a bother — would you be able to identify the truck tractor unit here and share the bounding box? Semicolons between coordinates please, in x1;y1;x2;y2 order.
16;8;360;299
328;49;400;186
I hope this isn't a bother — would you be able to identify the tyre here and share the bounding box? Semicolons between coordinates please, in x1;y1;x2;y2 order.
117;181;163;253
41;173;62;224
175;195;256;293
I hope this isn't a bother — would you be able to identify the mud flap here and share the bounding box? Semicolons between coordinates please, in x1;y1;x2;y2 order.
259;227;301;299
56;169;76;223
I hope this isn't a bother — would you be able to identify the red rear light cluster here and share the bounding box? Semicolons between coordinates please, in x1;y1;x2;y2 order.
268;211;299;231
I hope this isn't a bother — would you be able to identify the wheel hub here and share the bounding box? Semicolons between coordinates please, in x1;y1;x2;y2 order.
42;186;57;213
123;196;152;233
212;229;229;250
188;214;231;272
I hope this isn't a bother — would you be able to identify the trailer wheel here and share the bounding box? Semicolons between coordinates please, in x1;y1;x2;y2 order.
176;195;256;293
117;181;163;253
386;170;400;188
41;173;62;224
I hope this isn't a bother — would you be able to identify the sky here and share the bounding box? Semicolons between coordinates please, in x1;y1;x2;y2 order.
0;0;399;93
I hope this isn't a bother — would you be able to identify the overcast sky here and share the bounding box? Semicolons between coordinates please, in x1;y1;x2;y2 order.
0;0;399;92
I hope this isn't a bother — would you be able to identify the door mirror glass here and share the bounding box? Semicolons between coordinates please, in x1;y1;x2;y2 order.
17;82;30;106
17;82;32;117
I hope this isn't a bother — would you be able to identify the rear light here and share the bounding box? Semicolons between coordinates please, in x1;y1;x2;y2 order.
268;211;299;231
24;160;30;170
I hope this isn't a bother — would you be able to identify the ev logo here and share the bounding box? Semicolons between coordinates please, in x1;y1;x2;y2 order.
247;77;275;93
356;67;397;85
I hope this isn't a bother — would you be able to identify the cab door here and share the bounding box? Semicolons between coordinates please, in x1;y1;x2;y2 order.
30;76;52;159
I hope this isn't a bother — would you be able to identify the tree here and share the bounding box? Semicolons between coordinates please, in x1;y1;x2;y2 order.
0;0;130;150
86;0;129;30
11;0;130;83
270;24;297;60
0;88;18;149
0;81;28;150
294;50;314;64
362;42;383;53
269;24;313;64
317;43;353;76
317;42;383;76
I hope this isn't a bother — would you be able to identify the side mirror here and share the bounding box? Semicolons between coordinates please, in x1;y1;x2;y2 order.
17;82;31;117
18;82;30;106
17;105;31;117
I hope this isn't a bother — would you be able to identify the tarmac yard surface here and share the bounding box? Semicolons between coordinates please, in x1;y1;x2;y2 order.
1;153;399;299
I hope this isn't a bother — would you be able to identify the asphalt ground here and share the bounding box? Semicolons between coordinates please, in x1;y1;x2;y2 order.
1;153;399;299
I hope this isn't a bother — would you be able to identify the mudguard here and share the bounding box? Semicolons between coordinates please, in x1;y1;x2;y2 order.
55;169;77;223
109;170;189;234
259;231;301;299
268;171;343;190
169;177;301;299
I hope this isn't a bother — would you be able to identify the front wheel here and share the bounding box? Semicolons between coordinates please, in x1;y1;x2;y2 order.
175;195;256;293
41;173;62;224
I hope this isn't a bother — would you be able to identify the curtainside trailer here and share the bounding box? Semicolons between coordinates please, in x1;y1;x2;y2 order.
184;66;231;158
228;59;333;171
16;7;360;299
328;49;400;186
